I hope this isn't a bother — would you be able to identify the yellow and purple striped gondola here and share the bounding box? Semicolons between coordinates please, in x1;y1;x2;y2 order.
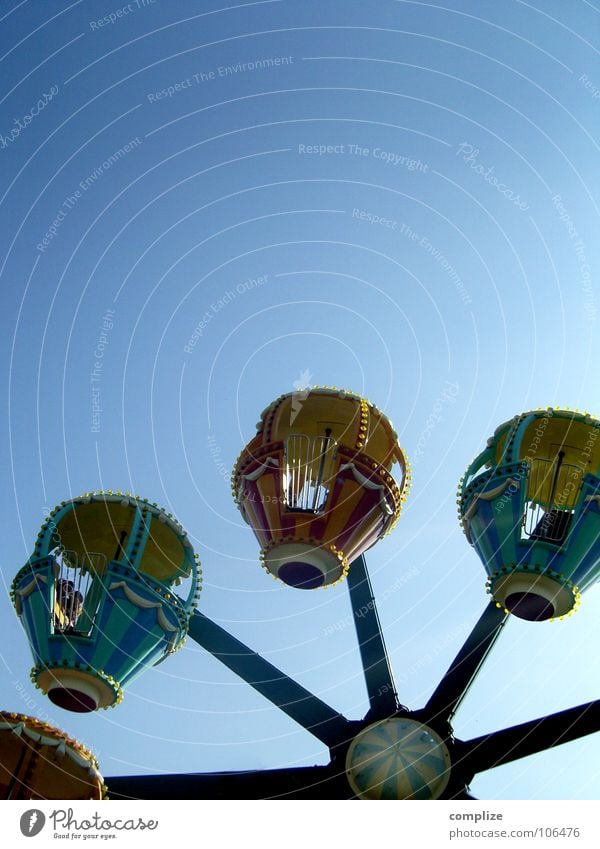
0;711;106;799
232;388;410;588
459;408;600;620
11;492;201;712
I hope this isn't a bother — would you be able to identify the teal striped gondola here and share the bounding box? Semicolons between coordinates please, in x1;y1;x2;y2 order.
459;409;600;621
11;492;201;712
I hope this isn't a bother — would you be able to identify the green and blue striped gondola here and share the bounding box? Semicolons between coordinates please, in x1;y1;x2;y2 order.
459;409;600;621
10;491;201;712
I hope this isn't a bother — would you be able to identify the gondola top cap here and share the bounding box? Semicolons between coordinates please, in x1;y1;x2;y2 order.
40;491;191;540
257;386;399;440
491;407;599;439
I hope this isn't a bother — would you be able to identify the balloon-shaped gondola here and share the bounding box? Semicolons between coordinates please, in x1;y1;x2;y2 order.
459;408;600;620
232;387;410;588
11;492;201;712
0;711;105;799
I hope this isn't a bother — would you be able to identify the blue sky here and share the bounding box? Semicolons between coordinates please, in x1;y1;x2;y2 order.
1;0;599;800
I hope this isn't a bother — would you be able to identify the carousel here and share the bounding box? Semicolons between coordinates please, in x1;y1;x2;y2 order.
4;392;600;800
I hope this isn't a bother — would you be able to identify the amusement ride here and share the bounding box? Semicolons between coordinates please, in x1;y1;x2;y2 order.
3;389;600;799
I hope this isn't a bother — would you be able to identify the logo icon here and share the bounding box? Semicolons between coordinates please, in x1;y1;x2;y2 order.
20;810;45;837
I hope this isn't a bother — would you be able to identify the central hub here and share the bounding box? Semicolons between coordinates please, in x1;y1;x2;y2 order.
345;717;451;800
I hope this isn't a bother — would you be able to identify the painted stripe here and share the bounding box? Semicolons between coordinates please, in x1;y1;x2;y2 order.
336;488;382;551
108;629;166;685
471;504;502;575
562;507;600;587
243;481;272;547
90;586;173;674
319;474;361;533
320;478;367;543
408;753;446;786
255;474;284;536
354;758;394;796
95;612;164;681
24;589;52;662
399;761;434;799
270;467;300;537
345;520;384;562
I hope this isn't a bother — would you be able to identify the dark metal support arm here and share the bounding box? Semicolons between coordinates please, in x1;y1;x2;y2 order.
424;602;507;723
187;612;351;749
346;555;398;715
458;700;600;775
107;765;347;800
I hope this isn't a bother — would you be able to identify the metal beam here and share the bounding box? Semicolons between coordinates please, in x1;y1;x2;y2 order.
443;788;478;800
346;555;398;715
106;765;348;800
424;602;507;723
458;700;600;775
187;612;351;749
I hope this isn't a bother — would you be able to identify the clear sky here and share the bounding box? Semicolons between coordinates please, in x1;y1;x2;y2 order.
1;0;599;801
